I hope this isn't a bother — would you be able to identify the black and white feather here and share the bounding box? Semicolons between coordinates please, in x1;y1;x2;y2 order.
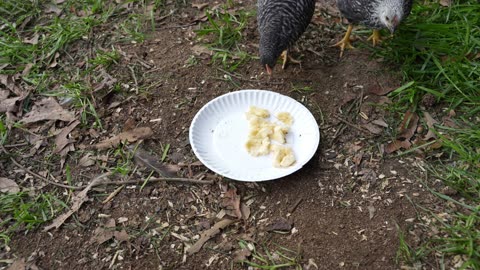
337;0;413;32
257;0;316;70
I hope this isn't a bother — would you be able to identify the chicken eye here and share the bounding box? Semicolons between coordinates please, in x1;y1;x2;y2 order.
385;16;390;21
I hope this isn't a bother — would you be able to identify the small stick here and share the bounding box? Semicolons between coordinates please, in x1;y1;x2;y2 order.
288;198;303;214
102;184;125;204
332;114;369;134
1;145;213;191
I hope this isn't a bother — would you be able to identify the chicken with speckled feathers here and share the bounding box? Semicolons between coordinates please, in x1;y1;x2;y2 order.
334;0;413;56
257;0;316;75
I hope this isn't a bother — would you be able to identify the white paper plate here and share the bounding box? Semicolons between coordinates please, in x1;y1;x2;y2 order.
189;90;320;182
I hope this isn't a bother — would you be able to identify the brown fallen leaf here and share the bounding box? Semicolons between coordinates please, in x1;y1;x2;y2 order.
439;0;452;7
192;3;209;9
222;188;242;219
7;258;27;270
21;97;75;124
0;74;24;96
265;217;292;232
187;219;235;254
191;45;212;56
86;127;153;150
0;177;19;193
78;153;95;167
384;139;412;154
397;110;419;141
372;118;388;128
128;145;180;177
422;111;439;141
114;229;130;243
23;33;40;45
233;248;251;262
368;82;397;96
0;96;23;113
362;122;383;135
240;203;251;220
90;218;116;244
54;120;80;153
367;205;376;220
44;173;111;231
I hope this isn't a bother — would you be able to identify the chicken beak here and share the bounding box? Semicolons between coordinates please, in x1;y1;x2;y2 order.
265;64;273;76
389;15;399;34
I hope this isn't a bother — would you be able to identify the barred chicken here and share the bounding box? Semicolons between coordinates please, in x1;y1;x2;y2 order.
334;0;413;56
257;0;316;75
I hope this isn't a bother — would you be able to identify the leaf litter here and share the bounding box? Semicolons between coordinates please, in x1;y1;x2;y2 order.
0;177;20;193
21;97;75;124
44;173;112;231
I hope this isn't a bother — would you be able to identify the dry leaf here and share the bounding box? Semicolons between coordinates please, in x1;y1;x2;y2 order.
23;34;40;45
0;96;22;113
59;143;75;169
0;178;19;193
368;205;376;220
21;97;75;124
223;188;242;219
54;120;80;153
233;248;251;262
439;0;452;6
45;4;62;15
78;153;95;167
384;140;411;154
192;3;209;9
368;83;396;96
44;173;111;231
397;111;419;141
372;118;388;128
422;111;438;140
240;203;251;220
191;45;212;56
91;227;114;245
187;219;235;254
0;74;24;96
7;258;27;270
266;217;292;232
114;229;130;243
362;123;383;135
128;145;180;177
86;127;153;150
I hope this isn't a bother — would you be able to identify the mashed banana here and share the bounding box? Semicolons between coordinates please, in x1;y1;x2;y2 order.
245;106;295;168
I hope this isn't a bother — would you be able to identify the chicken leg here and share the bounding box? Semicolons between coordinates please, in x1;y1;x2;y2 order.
367;30;382;47
281;50;302;70
332;24;354;57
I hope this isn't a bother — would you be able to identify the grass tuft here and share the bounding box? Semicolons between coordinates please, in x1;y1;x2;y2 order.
377;1;480;268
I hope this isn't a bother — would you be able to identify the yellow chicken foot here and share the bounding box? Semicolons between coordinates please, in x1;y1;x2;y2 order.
281;50;302;70
367;30;382;47
332;24;354;57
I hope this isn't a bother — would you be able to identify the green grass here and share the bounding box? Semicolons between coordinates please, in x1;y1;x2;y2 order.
196;6;254;71
0;192;67;245
375;0;480;268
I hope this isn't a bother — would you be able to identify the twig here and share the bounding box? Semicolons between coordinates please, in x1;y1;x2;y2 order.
288;198;303;214
332;114;369;134
97;177;214;187
102;184;125;204
1;145;212;191
1;145;81;190
3;142;29;148
159;22;198;30
216;68;284;85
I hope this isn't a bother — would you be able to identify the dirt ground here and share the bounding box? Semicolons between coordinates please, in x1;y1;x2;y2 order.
2;1;441;269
